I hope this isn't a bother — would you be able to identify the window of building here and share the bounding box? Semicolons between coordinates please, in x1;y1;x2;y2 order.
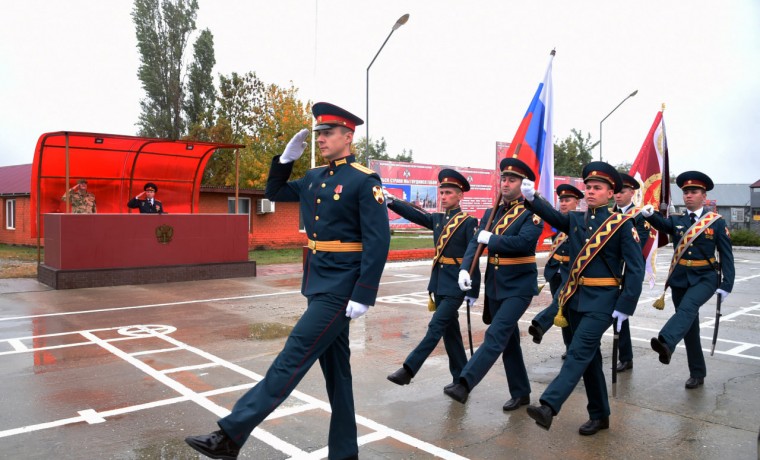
5;199;16;230
228;197;251;231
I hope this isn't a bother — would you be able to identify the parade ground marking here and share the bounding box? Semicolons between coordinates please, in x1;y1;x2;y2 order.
0;324;467;460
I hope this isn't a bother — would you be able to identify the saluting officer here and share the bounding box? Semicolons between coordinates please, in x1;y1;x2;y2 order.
522;161;644;435
385;169;481;389
529;184;584;353
445;158;543;412
610;172;650;373
185;102;391;460
641;171;734;389
62;179;97;213
127;182;163;214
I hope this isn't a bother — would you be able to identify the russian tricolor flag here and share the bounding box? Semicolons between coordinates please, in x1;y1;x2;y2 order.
504;49;555;203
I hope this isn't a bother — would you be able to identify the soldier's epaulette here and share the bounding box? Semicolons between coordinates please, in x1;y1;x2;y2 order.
350;163;376;175
311;165;328;170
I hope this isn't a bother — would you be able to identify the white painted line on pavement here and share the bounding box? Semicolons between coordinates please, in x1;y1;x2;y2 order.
77;409;105;424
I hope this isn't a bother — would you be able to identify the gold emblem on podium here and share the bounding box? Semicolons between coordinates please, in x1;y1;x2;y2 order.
155;224;174;244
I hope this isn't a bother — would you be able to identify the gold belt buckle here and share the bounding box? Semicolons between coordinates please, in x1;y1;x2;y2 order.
686;260;692;267
579;276;585;284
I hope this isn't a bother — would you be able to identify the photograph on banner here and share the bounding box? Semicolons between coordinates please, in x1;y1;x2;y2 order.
371;160;497;229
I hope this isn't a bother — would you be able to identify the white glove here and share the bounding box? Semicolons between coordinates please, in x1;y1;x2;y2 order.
346;300;369;319
458;270;472;291
521;179;536;202
280;128;309;163
641;204;654;217
382;187;394;202
477;230;493;245
465;296;477;307
716;288;729;302
611;310;629;331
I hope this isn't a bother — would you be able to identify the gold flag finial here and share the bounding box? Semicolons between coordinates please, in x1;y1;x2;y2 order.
661;102;666;112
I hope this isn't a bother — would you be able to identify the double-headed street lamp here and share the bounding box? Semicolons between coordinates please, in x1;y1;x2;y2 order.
599;89;638;161
366;13;410;165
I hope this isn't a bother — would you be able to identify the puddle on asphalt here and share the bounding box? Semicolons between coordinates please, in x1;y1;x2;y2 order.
248;322;293;340
269;278;302;287
133;438;198;459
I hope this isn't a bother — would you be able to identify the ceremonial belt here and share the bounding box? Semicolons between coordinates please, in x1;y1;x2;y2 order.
490;203;527;235
307;239;363;252
557;213;631;308
432;212;469;266
578;276;621;286
438;256;462;265
488;255;536;266
552;254;570;263
678;257;716;267
546;232;568;260
664;212;721;283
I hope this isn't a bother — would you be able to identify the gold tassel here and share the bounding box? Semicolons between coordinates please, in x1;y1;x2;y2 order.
428;293;436;312
653;293;666;310
537;283;546;294
553;304;569;328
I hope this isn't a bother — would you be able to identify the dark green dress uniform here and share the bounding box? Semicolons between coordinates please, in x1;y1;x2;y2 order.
532;231;572;346
454;158;542;403
526;162;644;426
611;200;649;365
386;169;480;384
644;171;734;382
217;105;390;460
532;184;584;348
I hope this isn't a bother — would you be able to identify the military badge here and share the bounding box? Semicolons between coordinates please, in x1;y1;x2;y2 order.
705;228;714;239
372;185;384;204
632;227;640;243
155;224;174;244
334;184;343;201
532;215;542;226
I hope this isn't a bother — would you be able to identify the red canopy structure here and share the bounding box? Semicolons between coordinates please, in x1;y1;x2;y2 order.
31;131;244;237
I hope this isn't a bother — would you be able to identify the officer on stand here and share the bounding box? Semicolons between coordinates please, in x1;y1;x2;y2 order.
185;102;390;460
610;172;650;373
444;157;543;412
385;169;480;389
528;184;584;354
522;161;644;435
641;171;734;389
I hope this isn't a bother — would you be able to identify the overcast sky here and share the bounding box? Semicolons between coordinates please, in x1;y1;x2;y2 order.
2;1;759;183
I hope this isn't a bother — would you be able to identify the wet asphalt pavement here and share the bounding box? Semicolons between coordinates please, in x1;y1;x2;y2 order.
1;249;759;459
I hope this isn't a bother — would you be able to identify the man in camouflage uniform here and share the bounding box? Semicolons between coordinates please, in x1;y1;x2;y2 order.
62;179;96;213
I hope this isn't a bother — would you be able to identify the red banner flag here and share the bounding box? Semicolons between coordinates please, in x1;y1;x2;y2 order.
630;110;671;286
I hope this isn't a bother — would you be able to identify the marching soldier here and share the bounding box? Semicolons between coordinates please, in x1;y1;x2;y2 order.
127;183;163;214
528;184;584;353
445;158;543;412
641;171;734;389
62;179;96;213
522;161;644;435
385;169;481;389
610;172;650;373
185;102;391;460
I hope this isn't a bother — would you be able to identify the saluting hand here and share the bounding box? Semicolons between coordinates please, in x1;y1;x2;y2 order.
382;187;395;202
280;128;309;164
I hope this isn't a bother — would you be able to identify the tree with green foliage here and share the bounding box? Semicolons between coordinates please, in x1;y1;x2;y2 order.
554;129;597;177
353;137;414;165
132;0;202;139
184;29;216;132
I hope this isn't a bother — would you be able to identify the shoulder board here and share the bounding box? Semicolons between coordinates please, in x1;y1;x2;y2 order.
351;163;376;175
310;165;328;170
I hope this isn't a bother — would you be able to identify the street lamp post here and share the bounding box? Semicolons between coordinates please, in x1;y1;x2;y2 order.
599;89;638;161
366;13;409;166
